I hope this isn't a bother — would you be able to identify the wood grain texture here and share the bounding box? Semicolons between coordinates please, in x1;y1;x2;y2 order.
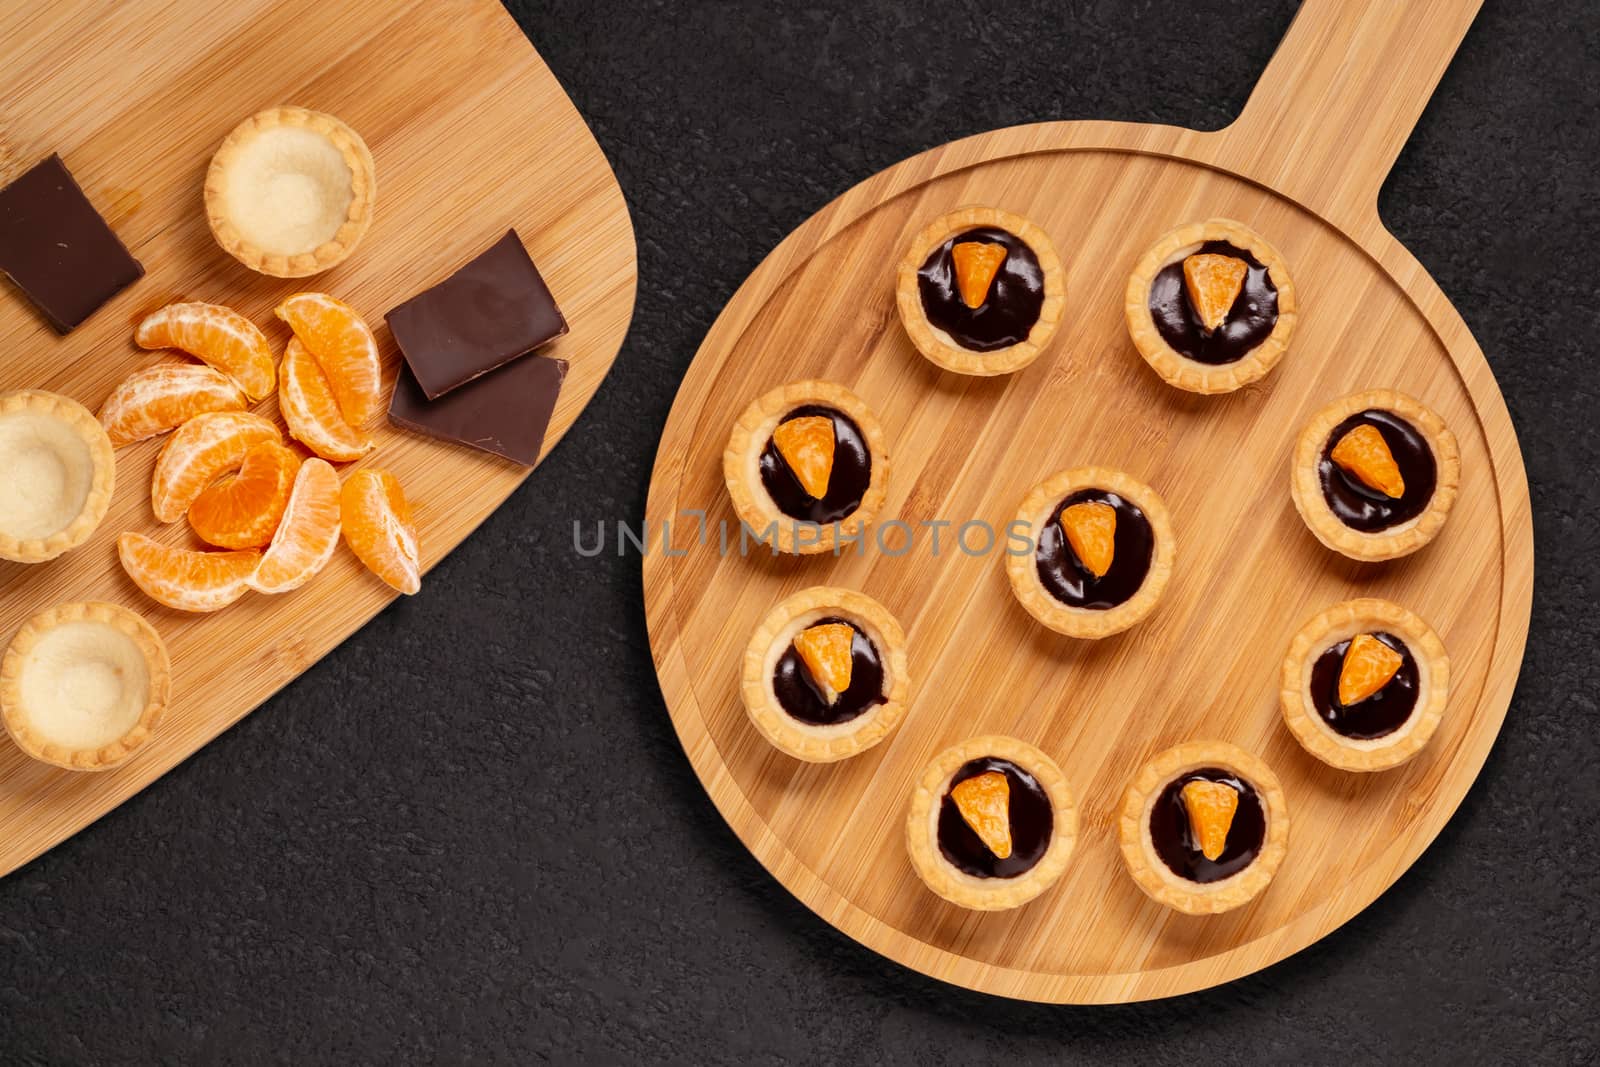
0;0;635;875
643;0;1533;1002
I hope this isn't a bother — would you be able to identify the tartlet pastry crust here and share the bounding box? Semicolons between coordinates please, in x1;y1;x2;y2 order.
905;735;1078;911
1290;389;1460;561
740;586;909;762
205;106;376;278
1280;598;1450;772
1;602;170;771
894;206;1065;376
1123;218;1298;394
0;390;115;563
1118;741;1289;915
1005;466;1175;638
722;380;890;556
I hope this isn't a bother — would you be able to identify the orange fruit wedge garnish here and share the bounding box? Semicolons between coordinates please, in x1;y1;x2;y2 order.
792;622;854;704
1061;500;1116;578
134;302;276;401
1180;779;1239;861
187;440;299;549
951;771;1012;859
151;410;282;523
771;415;834;499
1182;253;1248;332
250;458;343;595
118;531;260;613
280;338;374;462
951;241;1007;309
1338;633;1404;705
1330;423;1405;498
341;468;420;595
276;292;384;427
98;363;246;447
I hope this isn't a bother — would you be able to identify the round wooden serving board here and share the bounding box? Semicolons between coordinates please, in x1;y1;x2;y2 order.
644;0;1532;1002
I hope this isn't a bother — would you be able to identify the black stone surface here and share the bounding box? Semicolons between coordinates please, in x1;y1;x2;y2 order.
2;1;1597;1062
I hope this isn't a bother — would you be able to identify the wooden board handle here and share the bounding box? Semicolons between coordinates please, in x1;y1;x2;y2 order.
1215;0;1482;231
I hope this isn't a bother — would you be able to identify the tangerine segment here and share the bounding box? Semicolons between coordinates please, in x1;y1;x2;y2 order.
134;302;276;400
98;363;246;447
276;292;384;427
188;441;298;549
792;622;854;704
250;458;342;594
279;338;374;462
1182;253;1249;332
118;531;260;613
771;415;835;499
341;468;420;595
1061;501;1117;578
951;241;1007;309
151;411;282;523
1330;424;1405;498
1338;633;1404;705
950;771;1013;859
1181;780;1239;861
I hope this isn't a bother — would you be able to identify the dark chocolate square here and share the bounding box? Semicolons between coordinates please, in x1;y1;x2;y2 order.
0;154;144;333
385;229;568;399
388;352;567;467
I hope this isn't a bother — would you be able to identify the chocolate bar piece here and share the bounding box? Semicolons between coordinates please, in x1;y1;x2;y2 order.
385;229;568;399
388;353;566;466
0;154;143;332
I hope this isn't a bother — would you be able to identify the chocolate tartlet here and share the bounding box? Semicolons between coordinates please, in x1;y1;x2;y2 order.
895;206;1065;376
1124;218;1297;394
1281;598;1450;771
1119;741;1289;915
1006;466;1175;638
906;735;1078;911
741;586;909;762
1290;389;1460;561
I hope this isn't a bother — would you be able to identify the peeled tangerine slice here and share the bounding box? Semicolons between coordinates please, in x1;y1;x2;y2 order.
280;337;374;462
951;771;1012;859
1330;424;1405;498
771;415;834;499
276;292;384;427
1339;633;1404;705
151;411;282;523
341;469;420;595
1181;780;1239;861
792;622;854;704
98;363;246;447
188;440;299;549
250;458;342;594
1061;501;1116;578
1182;253;1248;332
134;302;276;401
118;531;260;613
951;241;1007;309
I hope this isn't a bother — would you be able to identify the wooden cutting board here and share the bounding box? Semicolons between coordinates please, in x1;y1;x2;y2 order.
643;0;1533;1002
0;0;635;875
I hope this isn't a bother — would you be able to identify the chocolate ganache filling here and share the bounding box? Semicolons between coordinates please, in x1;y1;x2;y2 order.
758;405;872;524
772;617;886;726
1317;410;1437;532
1308;632;1419;739
937;757;1053;879
1035;489;1154;609
1149;768;1267;884
916;227;1044;352
1147;240;1278;364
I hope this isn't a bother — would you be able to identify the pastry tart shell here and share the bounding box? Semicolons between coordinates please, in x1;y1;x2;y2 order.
1;602;170;771
1280;598;1449;772
905;735;1078;911
1123;218;1298;394
1118;741;1289;916
1005;466;1175;638
722;380;890;556
894;206;1065;376
740;586;909;762
0;390;116;564
1290;389;1461;561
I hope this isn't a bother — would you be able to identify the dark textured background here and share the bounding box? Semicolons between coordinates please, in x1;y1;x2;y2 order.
3;1;1597;1062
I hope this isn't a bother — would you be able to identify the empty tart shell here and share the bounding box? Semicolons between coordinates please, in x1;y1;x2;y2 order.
0;390;115;563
